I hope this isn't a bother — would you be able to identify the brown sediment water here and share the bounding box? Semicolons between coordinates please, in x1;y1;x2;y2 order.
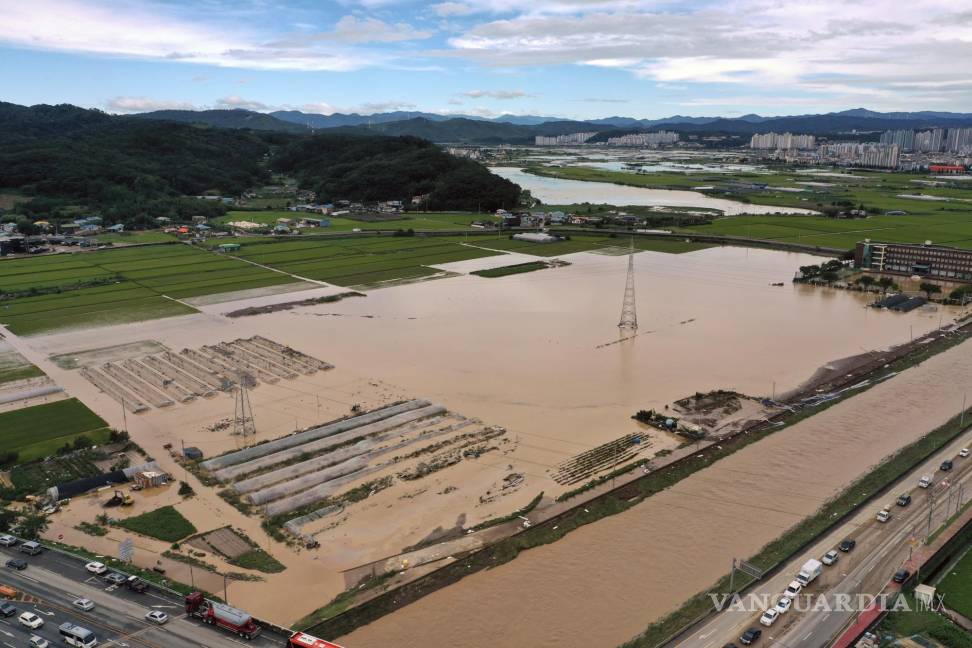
339;330;972;648
6;245;960;625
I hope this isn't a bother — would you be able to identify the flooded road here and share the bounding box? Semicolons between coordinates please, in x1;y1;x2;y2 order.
490;167;818;214
340;329;972;648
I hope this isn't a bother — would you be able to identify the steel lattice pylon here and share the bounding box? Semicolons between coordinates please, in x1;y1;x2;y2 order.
618;240;638;331
233;367;256;441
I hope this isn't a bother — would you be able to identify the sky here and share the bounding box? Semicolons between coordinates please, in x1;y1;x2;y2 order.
1;0;972;120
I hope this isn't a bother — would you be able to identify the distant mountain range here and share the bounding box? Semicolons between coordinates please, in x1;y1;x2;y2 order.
119;106;972;143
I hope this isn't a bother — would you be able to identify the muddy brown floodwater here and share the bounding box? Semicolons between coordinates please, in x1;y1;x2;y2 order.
340;330;972;648
9;245;961;626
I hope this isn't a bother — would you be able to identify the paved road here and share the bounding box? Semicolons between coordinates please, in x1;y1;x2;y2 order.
674;430;972;648
0;544;287;648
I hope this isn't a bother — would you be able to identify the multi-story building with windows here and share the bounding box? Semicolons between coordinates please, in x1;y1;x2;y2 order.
855;240;972;281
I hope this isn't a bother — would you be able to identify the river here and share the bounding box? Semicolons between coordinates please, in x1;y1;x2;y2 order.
339;329;972;648
491;166;818;215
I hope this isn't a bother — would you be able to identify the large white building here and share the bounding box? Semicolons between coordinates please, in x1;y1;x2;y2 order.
880;129;915;151
534;132;598;146
749;132;816;150
914;128;945;152
606;131;679;147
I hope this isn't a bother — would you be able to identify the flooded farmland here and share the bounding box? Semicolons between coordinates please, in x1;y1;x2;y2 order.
10;244;960;625
339;328;972;648
490;167;818;214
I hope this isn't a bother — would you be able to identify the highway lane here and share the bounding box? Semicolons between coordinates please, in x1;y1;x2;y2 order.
0;545;287;648
674;430;972;648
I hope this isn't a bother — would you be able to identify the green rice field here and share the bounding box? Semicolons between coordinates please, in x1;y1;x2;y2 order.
0;244;297;335
217;210;497;232
0;398;112;463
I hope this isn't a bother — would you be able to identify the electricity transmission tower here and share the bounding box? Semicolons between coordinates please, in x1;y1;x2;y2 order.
233;367;256;441
618;239;638;332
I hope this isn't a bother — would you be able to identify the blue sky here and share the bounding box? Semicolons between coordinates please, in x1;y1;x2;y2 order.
2;0;971;119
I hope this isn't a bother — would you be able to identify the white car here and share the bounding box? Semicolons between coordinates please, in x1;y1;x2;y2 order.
29;636;49;648
774;597;792;614
759;608;780;626
876;508;891;523
784;580;803;599
918;474;933;488
0;535;17;547
960;448;970;458
73;598;95;612
85;561;107;575
19;611;44;629
822;550;840;565
145;610;169;625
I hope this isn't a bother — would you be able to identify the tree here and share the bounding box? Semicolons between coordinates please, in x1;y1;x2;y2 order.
857;275;876;290
18;513;49;540
820;270;840;284
0;508;18;533
877;276;895;294
919;282;942;299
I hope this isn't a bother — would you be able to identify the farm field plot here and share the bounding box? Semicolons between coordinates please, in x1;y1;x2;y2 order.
115;505;198;542
231;236;504;287
0;398;111;463
0;244;298;335
473;235;712;256
218;210;496;231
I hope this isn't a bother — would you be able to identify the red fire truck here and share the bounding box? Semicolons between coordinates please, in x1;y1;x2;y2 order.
288;631;346;648
185;592;262;640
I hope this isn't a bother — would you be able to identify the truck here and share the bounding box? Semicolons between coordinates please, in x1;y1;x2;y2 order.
918;474;933;488
876;507;891;523
288;631;346;648
796;558;823;587
185;592;261;640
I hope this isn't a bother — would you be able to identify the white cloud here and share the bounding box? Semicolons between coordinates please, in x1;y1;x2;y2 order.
106;96;197;113
329;16;433;44
0;0;396;72
462;89;535;99
215;96;273;111
431;2;477;17
357;101;418;112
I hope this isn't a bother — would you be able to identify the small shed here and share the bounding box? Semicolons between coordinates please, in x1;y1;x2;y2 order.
183;446;203;460
133;471;168;489
218;243;241;253
914;584;936;607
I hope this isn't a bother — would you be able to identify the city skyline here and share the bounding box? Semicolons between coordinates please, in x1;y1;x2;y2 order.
2;0;972;120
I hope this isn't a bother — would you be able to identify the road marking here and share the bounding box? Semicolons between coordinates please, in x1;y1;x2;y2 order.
804;631;813;640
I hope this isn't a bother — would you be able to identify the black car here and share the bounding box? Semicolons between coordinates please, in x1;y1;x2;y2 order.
126;576;148;593
893;569;911;583
896;493;912;506
839;538;857;552
104;572;127;585
740;628;762;645
4;558;27;570
0;602;15;617
941;459;954;471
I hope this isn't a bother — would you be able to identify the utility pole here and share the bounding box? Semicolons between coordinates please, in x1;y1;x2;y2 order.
962;393;967;428
926;494;935;542
728;557;736;593
618;238;638;332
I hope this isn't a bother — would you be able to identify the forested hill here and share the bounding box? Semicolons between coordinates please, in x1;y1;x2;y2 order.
275;134;520;211
0;102;520;222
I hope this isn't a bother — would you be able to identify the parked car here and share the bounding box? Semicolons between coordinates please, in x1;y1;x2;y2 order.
72;598;95;612
822;549;840;565
941;459;954;471
19;611;43;629
5;558;27;570
145;610;169;625
29;636;49;648
839;538;857;552
759;608;780;627
0;534;18;547
0;602;16;617
893;569;911;584
784;580;803;599
85;561;107;575
896;493;912;507
740;628;762;645
959;448;969;458
104;572;127;585
774;597;792;614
